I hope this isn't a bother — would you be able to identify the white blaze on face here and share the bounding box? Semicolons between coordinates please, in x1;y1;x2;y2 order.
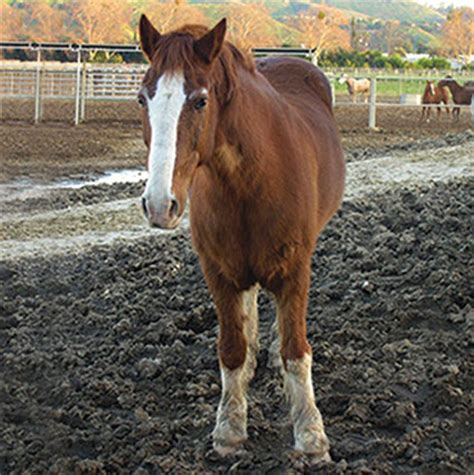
144;73;186;208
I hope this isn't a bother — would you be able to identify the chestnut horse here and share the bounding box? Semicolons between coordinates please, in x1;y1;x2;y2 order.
420;80;449;122
138;15;345;461
438;78;474;120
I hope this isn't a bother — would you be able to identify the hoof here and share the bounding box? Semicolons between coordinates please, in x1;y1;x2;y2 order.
213;440;244;457
309;450;332;465
212;423;247;458
294;426;330;462
294;446;332;466
288;447;332;468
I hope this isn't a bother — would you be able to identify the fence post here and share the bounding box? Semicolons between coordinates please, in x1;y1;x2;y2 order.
369;77;377;129
74;50;82;125
80;57;87;122
34;49;42;124
331;78;336;107
471;94;474;126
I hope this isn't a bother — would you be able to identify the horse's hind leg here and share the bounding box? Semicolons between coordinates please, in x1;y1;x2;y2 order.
268;316;282;369
241;284;260;382
275;263;330;462
203;263;259;455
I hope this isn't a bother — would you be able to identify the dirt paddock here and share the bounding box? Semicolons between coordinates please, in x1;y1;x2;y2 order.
0;107;473;474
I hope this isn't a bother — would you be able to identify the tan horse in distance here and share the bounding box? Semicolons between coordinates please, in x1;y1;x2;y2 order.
338;74;370;103
138;15;345;461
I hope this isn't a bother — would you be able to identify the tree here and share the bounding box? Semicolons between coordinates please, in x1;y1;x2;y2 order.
383;20;409;54
0;0;26;41
71;0;132;44
441;7;474;62
24;0;68;42
143;0;207;35
224;3;278;50
292;8;350;64
367;19;411;54
349;16;369;52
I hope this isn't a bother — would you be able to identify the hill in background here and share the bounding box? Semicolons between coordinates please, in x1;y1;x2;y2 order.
190;0;446;52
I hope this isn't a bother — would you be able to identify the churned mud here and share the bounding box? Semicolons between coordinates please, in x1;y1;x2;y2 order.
0;122;473;474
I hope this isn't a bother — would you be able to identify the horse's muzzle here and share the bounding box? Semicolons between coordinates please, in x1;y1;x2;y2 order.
141;194;182;230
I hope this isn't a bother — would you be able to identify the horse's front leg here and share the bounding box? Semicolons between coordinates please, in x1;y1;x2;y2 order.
202;262;259;455
275;263;330;462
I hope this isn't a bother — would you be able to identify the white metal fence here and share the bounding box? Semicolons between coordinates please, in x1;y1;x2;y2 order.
1;59;473;127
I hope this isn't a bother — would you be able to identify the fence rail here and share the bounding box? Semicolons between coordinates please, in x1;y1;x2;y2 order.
1;43;473;127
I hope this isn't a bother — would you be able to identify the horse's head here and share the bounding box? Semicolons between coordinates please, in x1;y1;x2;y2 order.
426;80;435;95
138;15;227;229
338;74;347;85
438;77;455;89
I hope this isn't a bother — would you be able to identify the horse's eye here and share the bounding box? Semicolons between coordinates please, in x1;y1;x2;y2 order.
137;95;146;108
194;97;208;111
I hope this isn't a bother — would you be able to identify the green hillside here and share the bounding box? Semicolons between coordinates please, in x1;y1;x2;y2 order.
189;0;446;51
322;0;444;24
196;4;300;46
268;0;369;21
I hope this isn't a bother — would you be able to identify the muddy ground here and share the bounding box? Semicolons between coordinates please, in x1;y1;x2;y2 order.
1;101;473;182
0;114;473;474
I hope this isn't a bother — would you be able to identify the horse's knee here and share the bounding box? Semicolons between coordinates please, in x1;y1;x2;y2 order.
219;326;247;370
281;335;311;365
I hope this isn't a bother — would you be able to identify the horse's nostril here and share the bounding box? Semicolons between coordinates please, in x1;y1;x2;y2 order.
142;197;148;217
169;198;179;219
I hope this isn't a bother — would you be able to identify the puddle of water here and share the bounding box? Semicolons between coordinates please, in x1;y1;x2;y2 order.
0;168;147;203
58;169;148;189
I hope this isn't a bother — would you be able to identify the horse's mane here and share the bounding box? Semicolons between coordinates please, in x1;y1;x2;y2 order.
152;24;255;105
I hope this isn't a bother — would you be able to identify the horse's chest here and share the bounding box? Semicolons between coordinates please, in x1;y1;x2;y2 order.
190;200;305;290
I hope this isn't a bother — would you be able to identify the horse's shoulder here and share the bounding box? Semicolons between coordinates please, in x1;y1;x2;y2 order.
256;57;332;110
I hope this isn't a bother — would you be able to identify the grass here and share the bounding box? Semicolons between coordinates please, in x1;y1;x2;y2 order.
330;73;474;97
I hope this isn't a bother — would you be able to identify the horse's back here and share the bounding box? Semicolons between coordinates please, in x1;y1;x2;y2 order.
256;56;333;112
256;56;344;231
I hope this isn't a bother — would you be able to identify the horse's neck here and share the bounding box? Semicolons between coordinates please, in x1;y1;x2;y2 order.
209;73;278;196
449;81;461;95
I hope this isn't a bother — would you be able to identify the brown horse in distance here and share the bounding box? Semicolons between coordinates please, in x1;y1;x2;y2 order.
138;15;345;461
438;78;474;120
420;80;450;121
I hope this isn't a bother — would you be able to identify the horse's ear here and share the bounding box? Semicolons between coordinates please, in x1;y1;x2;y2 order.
194;18;226;64
139;14;161;62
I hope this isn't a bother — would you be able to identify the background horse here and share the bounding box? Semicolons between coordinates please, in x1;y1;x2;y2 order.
138;15;345;461
338;74;370;103
438;78;474;120
420;80;450;122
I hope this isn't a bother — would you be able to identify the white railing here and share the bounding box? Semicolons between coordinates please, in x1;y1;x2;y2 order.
1;63;473;127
